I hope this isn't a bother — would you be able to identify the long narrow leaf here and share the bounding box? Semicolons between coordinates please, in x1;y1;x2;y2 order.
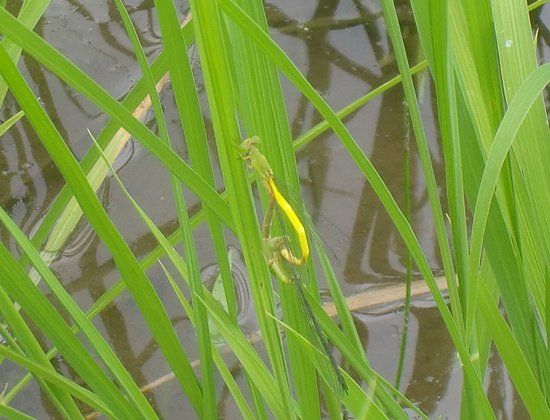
0;33;205;418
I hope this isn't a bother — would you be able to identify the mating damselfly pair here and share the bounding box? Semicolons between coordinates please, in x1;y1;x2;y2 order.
239;136;348;399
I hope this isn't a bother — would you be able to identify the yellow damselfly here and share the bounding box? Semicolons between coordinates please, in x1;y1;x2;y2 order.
239;136;348;398
239;136;309;267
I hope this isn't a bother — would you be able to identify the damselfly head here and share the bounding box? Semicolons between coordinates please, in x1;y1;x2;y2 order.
239;136;261;156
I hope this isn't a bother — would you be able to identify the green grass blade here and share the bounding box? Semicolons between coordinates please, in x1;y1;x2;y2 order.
198;294;288;418
0;110;24;136
468;62;550;392
405;0;469;331
0;344;115;418
0;404;38;420
293;61;428;150
153;3;241;417
300;285;428;420
0;284;82;419
0;0;52;105
113;2;219;418
0;9;232;229
491;0;550;394
217;2;498;417
188;0;296;417
0;33;205;418
273;315;391;420
0;204;160;419
227;0;329;405
0;244;143;419
448;5;510;380
477;281;550;419
91;131;260;419
23;23;194;266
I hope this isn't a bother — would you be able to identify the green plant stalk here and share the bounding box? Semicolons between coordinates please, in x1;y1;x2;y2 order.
293;61;428;150
448;2;510;369
395;0;464;336
394;101;412;391
455;3;550;405
167;17;239;325
435;14;471;325
113;1;219;418
188;0;296;417
151;2;245;414
451;0;550;411
449;9;521;418
421;15;477;417
529;0;550;10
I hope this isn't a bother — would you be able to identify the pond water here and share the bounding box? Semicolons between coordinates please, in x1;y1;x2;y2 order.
1;0;547;418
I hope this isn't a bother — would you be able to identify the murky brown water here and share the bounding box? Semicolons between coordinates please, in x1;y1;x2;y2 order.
2;0;547;418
